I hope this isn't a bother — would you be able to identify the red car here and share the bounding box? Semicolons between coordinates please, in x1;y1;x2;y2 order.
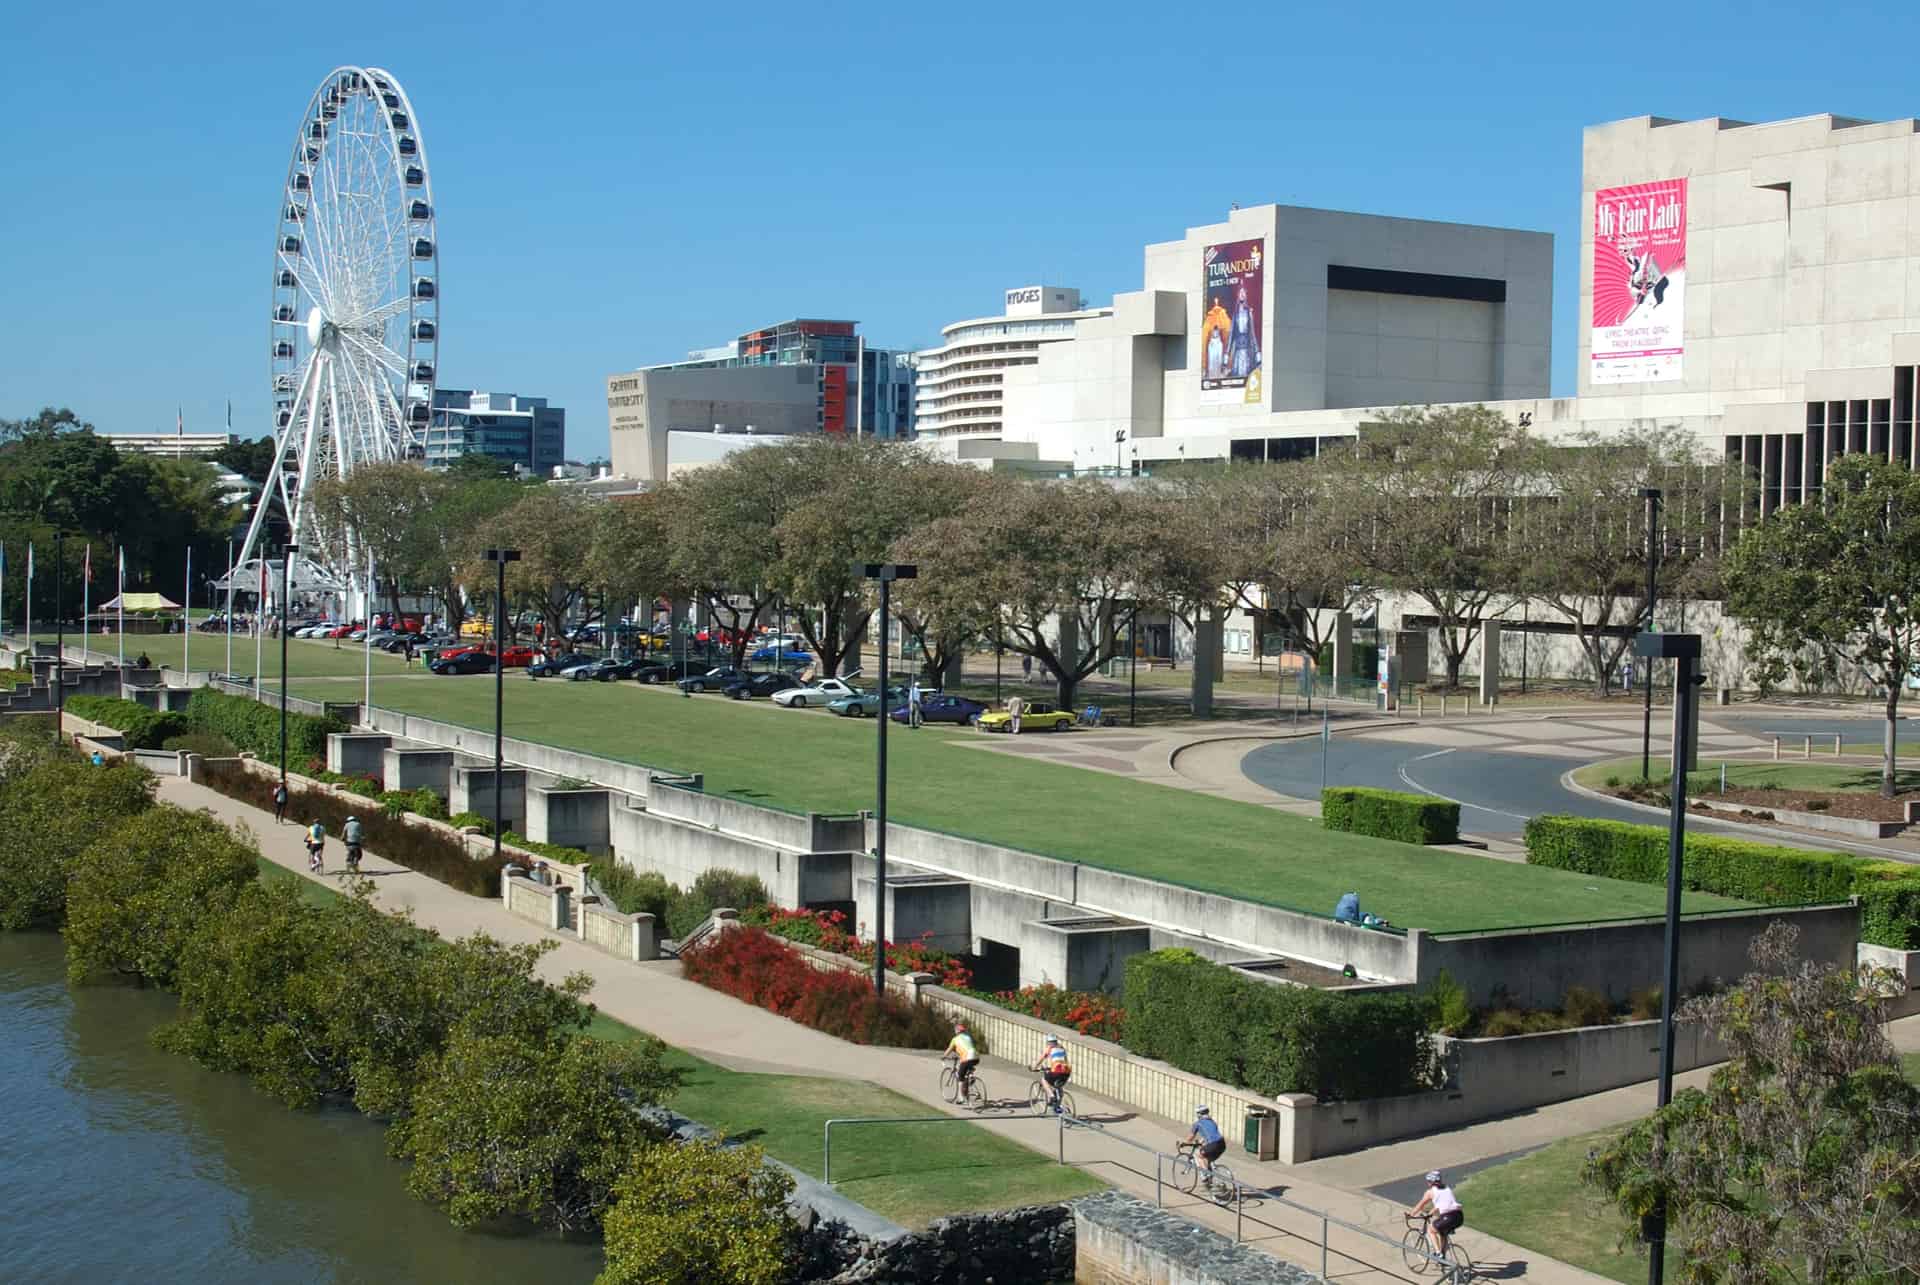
327;623;358;639
496;645;535;668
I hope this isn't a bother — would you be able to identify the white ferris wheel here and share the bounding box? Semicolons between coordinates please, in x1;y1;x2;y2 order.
235;65;439;608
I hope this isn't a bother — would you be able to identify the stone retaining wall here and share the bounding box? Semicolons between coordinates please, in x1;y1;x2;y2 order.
579;898;658;962
1072;1190;1315;1284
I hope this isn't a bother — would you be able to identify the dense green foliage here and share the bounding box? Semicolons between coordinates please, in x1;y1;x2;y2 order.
200;760;505;897
0;733;155;930
64;805;258;986
394;1029;678;1232
1524;813;1920;945
1321;786;1460;845
666;869;770;939
502;830;593;865
379;787;447;821
590;863;674;920
597;1139;794;1285
184;688;347;762
63;695;188;749
1123;948;1436;1100
449;810;492;833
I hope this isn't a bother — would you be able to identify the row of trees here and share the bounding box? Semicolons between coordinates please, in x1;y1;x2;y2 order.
313;408;1735;710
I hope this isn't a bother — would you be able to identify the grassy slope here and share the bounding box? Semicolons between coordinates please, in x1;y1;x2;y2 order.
1572;756;1920;794
1455;1131;1676;1284
288;675;1749;933
586;1015;1101;1227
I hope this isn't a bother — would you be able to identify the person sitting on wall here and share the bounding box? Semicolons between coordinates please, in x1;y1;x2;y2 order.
135;652;152;670
1334;891;1361;924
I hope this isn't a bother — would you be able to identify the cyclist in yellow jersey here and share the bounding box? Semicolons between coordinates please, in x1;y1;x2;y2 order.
944;1021;979;1094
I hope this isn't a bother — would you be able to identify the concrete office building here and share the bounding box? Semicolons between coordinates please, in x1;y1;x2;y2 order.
914;286;1112;460
107;430;238;458
427;390;566;474
608;318;915;482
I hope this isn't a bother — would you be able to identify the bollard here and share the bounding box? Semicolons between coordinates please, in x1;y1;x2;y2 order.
1154;1153;1162;1207
1805;736;1812;761
1417;694;1424;719
1772;736;1780;761
1321;1215;1329;1280
1835;734;1843;757
1720;763;1727;795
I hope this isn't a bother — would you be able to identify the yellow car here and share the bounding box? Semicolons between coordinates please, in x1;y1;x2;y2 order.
460;618;492;638
975;700;1075;733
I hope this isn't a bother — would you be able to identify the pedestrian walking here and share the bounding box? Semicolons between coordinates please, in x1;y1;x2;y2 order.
909;677;923;728
273;781;289;824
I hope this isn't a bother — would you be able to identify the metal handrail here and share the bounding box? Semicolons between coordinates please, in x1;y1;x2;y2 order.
824;1107;1460;1281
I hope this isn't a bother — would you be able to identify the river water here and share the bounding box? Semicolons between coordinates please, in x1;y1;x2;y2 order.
0;932;603;1284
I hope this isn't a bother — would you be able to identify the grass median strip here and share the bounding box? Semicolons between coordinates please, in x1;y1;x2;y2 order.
298;674;1750;933
1572;755;1920;794
585;1014;1102;1227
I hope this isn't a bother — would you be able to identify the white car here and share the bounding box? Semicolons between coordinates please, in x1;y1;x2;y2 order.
771;676;861;709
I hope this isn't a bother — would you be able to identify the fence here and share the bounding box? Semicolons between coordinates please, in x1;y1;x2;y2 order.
821;1109;1458;1280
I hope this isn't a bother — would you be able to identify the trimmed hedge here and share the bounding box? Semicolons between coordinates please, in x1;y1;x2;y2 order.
1524;814;1920;948
1322;786;1460;845
64;694;189;750
1123;948;1434;1101
185;688;346;763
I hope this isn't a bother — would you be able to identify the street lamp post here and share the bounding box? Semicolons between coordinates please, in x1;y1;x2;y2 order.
1113;429;1125;475
1639;487;1663;781
856;561;916;998
53;531;65;744
1129;605;1139;728
484;549;522;866
1633;628;1703;1285
279;544;297;785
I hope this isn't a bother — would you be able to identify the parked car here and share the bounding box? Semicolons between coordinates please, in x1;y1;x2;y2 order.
584;658;644;682
528;650;596;678
976;700;1075;733
724;672;800;700
771;676;860;709
460;619;492;637
630;662;676;685
889;693;988;726
828;685;906;718
429;651;496;675
676;665;743;694
495;645;536;668
749;644;813;665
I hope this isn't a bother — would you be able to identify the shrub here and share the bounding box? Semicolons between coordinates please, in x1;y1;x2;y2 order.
184;688;346;762
0;748;156;930
551;775;592;791
1523;813;1920;947
973;982;1127;1042
376;787;447;821
64;694;189;749
1561;985;1614;1029
1426;970;1472;1036
1629;986;1663;1021
599;1139;795;1285
449;811;493;834
681;927;951;1049
64;804;259;987
745;905;973;989
1123;948;1435;1100
161;730;239;757
593;864;675;920
503;831;593;865
1321;786;1460;845
200;760;506;897
667;870;771;940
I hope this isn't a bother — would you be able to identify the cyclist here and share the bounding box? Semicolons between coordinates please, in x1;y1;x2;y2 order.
342;814;365;873
943;1021;979;1096
1031;1035;1072;1113
1407;1170;1464;1257
1182;1105;1226;1183
304;818;326;874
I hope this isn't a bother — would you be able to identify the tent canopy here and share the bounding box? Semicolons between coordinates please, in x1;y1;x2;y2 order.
96;592;182;612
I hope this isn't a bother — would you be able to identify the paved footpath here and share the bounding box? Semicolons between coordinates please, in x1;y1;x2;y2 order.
158;773;1916;1284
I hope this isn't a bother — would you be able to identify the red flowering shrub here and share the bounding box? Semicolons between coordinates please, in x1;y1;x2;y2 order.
974;983;1127;1042
679;927;951;1049
746;906;974;989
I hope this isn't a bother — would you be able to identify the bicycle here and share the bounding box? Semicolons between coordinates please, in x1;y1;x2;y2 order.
1171;1140;1237;1204
1402;1212;1473;1281
939;1056;987;1112
1027;1078;1076;1118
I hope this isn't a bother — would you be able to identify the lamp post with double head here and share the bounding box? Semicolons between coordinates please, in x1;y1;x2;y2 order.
280;543;297;785
484;549;522;866
856;561;916;998
1632;628;1703;1285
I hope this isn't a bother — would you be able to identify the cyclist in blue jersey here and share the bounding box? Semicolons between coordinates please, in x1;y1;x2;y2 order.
1183;1105;1226;1178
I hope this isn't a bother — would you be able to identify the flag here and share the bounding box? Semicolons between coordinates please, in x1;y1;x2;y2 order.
176;407;183;436
83;544;92;583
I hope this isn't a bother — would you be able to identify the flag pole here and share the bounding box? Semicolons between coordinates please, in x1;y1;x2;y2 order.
364;549;375;713
82;545;91;662
184;546;192;676
225;540;235;677
116;547;124;669
254;557;265;699
25;542;33;650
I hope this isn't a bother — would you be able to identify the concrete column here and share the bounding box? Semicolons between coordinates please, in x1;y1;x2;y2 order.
551;884;571;932
1478;620;1502;707
1189;607;1219;719
1330;611;1353;689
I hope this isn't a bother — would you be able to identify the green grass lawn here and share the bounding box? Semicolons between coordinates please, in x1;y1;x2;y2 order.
1456;1131;1676;1284
45;628;424;681
255;856;349;907
279;672;1749;933
1572;756;1920;795
1904;1052;1920;1085
585;1014;1101;1227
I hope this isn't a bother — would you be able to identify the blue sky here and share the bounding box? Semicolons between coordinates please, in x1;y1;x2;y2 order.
4;0;1918;460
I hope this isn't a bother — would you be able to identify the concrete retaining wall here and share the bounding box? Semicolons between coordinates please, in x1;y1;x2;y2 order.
384;747;454;797
452;765;527;834
326;733;391;779
1072;1191;1316;1284
503;875;570;931
1416;904;1863;1010
362;707;660;797
527;786;612;856
579;899;658;961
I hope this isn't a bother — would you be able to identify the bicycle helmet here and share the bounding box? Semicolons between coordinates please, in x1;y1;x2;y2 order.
1045;1035;1061;1045
1195;1105;1211;1116
346;814;358;822
1425;1170;1443;1184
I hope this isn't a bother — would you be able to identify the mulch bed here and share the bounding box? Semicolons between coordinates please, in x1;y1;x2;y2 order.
1680;785;1915;823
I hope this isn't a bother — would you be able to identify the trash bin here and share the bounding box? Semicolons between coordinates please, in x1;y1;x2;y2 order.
1244;1106;1277;1161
